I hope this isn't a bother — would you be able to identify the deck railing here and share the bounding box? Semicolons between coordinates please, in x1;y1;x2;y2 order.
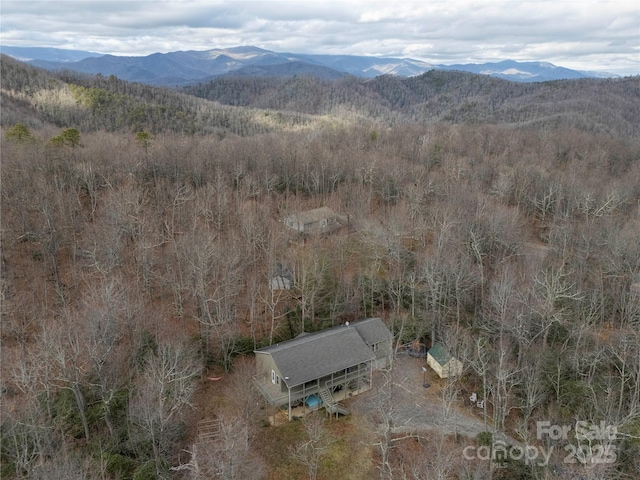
253;365;371;406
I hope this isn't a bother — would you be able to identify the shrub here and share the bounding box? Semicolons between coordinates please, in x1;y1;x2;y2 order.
476;431;493;446
132;460;157;480
105;453;134;480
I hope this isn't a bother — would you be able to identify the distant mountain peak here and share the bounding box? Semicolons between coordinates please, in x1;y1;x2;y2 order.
438;59;599;82
0;45;103;63
1;45;618;86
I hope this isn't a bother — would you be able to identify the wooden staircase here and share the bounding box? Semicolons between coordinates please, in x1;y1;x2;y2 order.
197;419;220;443
319;387;349;417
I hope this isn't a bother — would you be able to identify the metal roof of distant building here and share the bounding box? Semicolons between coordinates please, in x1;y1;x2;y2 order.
285;207;337;224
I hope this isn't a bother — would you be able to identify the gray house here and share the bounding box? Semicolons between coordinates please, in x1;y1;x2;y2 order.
254;318;393;420
284;207;346;236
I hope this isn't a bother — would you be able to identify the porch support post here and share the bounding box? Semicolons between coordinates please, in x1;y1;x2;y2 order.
370;361;373;389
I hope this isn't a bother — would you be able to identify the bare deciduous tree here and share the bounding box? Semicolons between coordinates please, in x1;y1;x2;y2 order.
528;266;582;350
291;245;329;332
129;340;201;477
49;311;92;442
82;277;128;439
172;416;265;480
290;414;335;480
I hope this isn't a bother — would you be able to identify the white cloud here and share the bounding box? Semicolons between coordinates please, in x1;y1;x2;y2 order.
1;0;638;74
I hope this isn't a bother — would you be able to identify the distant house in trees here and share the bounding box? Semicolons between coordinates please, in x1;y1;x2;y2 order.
426;343;463;378
269;275;292;291
284;207;347;237
269;262;293;291
254;318;393;421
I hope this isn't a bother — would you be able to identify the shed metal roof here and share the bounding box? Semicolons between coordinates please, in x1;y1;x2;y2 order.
427;343;455;366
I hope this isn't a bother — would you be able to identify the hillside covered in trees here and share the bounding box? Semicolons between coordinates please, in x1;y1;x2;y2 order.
184;70;640;139
3;54;640;139
1;55;640;479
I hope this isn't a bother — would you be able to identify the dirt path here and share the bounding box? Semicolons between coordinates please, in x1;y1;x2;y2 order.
349;355;517;444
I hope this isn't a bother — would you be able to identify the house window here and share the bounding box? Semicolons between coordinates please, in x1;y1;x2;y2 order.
271;370;280;385
372;343;379;352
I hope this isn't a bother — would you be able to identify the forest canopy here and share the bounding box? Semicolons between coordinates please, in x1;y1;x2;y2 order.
1;54;639;479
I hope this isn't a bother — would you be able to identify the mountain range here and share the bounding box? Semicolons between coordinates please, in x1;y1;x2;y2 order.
0;45;616;86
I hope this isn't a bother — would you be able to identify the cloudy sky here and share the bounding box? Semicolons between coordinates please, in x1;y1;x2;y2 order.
1;0;638;74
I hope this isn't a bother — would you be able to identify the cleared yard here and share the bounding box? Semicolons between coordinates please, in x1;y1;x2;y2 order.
349;355;496;440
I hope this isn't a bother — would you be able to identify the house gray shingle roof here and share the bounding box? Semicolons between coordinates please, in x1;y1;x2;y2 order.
352;317;394;345
256;318;389;387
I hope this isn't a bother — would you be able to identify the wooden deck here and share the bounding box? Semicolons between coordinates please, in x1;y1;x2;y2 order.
268;380;371;425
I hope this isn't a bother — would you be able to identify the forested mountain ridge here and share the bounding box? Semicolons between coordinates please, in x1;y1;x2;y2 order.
3;45;614;84
185;71;640;139
0;54;327;136
2;54;639;141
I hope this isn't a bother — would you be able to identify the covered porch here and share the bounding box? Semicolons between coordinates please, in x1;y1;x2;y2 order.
254;361;372;421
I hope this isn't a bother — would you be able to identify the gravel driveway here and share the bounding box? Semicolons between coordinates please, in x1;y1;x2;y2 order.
349;355;514;443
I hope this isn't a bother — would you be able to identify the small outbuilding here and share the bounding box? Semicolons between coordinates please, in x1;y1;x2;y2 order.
426;343;463;378
269;276;292;291
269;262;293;291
